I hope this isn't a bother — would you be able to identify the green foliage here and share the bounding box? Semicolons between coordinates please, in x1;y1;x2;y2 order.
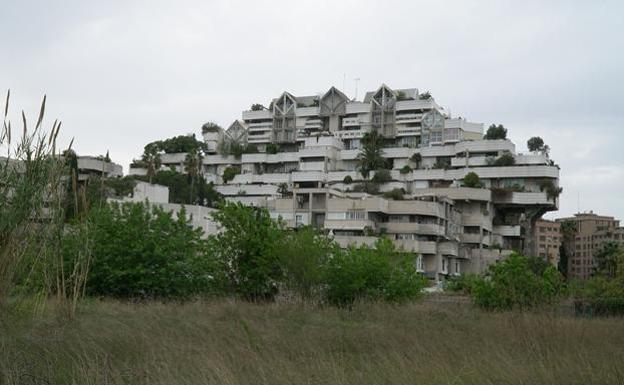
222;166;241;183
371;169;392;184
210;202;284;300
382;188;405;200
492;152;515;166
279;227;337;300
539;180;563;200
77;202;222;298
418;91;432;100
342;175;353;184
201;122;222;134
357;130;389;179
462;172;482;188
471;253;564;310
580;275;624;315
105;176;137;197
324;238;426;306
527;136;545;152
266;143;280;154
444;274;480;295
484;124;507;140
410;153;422;169
277;182;290;196
138;170;221;207
432;157;451;169
145;134;207;155
353;182;379;195
399;165;412;174
594;242;623;279
250;103;264;111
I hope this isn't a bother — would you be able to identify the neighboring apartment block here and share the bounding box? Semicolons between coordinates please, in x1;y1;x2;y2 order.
532;219;561;266
556;212;624;280
130;84;561;281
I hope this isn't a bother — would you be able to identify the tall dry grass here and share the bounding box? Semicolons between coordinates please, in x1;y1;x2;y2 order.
1;299;623;384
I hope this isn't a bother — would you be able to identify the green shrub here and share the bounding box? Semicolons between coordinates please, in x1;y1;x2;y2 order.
371;169;392;184
279;227;338;300
399;165;412;174
266;143;280;154
343;175;353;184
484;124;507;140
383;188;405;200
579;276;624;315
471;253;564;310
210;202;284;301
432;157;451;169
353;181;379;195
444;274;480;295
461;172;482;188
222;166;240;183
493;152;515;166
324;238;426;306
539;180;563;200
77;202;222;298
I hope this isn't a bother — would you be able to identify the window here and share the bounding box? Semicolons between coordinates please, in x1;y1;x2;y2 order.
442;258;448;273
454;260;460;275
416;255;424;272
346;211;365;220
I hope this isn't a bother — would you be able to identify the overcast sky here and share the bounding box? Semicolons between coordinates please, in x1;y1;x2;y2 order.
1;0;623;220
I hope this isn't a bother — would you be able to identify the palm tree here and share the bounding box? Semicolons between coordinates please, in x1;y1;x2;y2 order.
357;130;388;179
142;145;161;184
184;149;203;204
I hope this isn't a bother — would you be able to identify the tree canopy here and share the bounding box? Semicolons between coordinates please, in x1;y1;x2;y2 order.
484;124;507;140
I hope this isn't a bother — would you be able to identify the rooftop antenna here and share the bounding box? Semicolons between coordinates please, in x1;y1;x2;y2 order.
354;77;360;101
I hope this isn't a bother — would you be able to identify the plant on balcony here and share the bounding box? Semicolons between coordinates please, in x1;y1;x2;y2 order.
129;160;146;169
353;181;379;195
410;153;422;169
146;134;208;154
243;144;259;154
357;130;389;179
277;182;290;197
342;175;353;184
539;180;562;200
266;143;280;154
201;121;222;134
250;103;264;111
372;169;392;184
492;152;515;166
432;157;451;170
383;188;405;200
400;165;412;174
222;166;240;184
418;91;432;100
484;124;507;140
527;136;545;152
461;171;483;188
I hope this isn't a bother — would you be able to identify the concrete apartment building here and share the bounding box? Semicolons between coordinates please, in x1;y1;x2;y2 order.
556;212;624;280
532;219;561;266
130;84;561;281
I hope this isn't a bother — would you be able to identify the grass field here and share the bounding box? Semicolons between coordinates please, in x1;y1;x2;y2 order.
1;298;623;384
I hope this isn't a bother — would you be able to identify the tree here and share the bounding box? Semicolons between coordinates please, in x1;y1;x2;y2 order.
79;202;222;298
184;149;203;204
141;144;161;184
484;124;507;140
277;182;290;197
400;165;412;174
201;122;222;134
594;242;624;278
210;202;284;300
527;136;545;152
371;169;392;184
250;104;265;111
279;227;337;300
410;153;422;169
324;238;426;306
145;134;207;154
222;166;240;183
462;172;482;188
138;170;221;207
471;253;564;310
357;130;388;179
266;143;280;154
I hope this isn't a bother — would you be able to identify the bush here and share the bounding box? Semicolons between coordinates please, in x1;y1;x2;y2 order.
145;135;207;154
343;175;353;184
250;103;264;111
484;124;507;140
471;253;564;310
383;188;405;200
210;202;284;300
222;166;240;183
371;169;392;184
461;172;482;188
266;143;280;154
527;136;545;152
201;122;222;134
399;165;412;174
432;157;451;169
353;181;380;195
539;180;563;200
279;227;337;300
324;238;426;306
579;276;624;315
492;152;515;166
77;202;222;298
444;274;480;295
